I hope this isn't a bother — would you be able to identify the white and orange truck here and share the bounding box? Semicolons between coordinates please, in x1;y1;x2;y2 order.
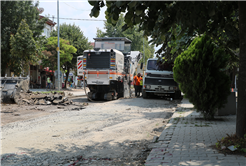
77;37;142;100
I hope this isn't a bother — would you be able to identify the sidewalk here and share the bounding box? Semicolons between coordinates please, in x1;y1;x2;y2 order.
145;98;246;166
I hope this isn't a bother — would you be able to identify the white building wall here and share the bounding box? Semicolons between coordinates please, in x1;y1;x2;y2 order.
42;24;54;38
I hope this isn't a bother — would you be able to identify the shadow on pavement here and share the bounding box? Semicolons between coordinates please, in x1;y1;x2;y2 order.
1;138;150;166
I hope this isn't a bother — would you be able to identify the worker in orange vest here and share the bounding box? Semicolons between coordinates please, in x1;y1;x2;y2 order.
133;73;142;97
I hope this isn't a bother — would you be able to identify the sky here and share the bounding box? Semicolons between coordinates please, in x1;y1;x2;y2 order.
35;0;106;42
35;0;160;53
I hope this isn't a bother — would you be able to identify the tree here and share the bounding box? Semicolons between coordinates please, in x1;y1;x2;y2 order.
238;1;246;140
42;37;77;79
10;19;37;75
88;1;245;138
154;25;195;62
96;14;155;63
1;1;48;76
50;23;92;88
173;34;231;119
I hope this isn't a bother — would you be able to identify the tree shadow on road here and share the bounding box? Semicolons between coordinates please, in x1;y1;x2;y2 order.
1;138;151;166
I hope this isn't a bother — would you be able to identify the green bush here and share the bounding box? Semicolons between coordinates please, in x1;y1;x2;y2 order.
173;34;231;119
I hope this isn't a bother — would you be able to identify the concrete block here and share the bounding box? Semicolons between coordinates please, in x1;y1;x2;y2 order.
217;92;237;115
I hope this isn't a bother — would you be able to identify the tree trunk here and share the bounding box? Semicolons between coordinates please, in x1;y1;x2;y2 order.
237;1;246;138
65;68;70;89
1;67;6;77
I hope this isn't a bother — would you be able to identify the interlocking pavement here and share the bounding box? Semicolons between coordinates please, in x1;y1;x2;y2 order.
145;99;246;166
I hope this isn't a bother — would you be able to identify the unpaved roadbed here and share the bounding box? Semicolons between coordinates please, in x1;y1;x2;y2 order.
1;97;179;165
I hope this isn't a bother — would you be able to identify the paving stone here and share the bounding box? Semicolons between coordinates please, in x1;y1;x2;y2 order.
177;161;190;165
186;160;203;165
145;99;244;166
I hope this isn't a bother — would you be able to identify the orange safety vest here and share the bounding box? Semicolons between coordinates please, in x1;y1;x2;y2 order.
134;76;141;86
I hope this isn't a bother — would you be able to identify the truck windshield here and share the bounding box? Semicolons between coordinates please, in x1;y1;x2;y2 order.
124;43;131;53
147;60;174;71
95;41;125;52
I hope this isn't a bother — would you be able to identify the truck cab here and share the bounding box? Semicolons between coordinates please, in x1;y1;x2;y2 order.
142;58;181;99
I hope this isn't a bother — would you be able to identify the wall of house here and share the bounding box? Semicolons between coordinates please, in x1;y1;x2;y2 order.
4;65;30;77
30;65;41;84
42;24;53;38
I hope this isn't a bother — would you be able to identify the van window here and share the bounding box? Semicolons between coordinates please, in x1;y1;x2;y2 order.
147;60;174;71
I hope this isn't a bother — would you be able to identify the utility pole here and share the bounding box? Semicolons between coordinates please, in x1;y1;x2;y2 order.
142;37;145;75
57;0;60;90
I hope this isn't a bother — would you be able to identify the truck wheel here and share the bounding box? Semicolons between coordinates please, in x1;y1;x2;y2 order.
87;92;93;101
106;92;112;101
142;90;148;99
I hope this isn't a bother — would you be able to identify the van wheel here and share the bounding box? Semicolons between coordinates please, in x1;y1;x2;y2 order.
173;90;182;100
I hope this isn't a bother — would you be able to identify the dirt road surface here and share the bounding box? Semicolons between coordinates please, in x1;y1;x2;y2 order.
1;96;179;166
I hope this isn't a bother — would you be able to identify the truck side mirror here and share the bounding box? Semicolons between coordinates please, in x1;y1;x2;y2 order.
140;62;143;69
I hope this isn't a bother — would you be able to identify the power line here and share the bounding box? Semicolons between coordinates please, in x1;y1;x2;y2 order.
39;0;88;2
63;2;91;11
47;17;106;21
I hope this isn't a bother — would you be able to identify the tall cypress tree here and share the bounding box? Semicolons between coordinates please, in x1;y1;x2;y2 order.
173;34;231;119
10;19;37;75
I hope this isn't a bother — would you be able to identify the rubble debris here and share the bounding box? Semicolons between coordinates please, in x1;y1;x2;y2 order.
71;107;85;111
54;94;63;100
34;100;39;105
38;99;46;105
83;103;89;106
22;99;30;104
30;94;46;99
3;87;85;106
227;145;237;151
53;99;63;104
63;106;85;111
63;101;70;105
36;109;44;111
1;110;14;113
46;101;51;105
221;146;226;150
12;90;76;106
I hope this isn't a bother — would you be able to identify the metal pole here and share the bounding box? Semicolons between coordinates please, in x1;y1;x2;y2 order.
142;37;145;71
57;0;60;90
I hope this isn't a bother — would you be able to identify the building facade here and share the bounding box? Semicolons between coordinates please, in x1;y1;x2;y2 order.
29;15;56;88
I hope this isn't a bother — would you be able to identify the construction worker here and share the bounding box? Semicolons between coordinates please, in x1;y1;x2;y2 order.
133;73;141;97
47;76;51;89
139;74;143;97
